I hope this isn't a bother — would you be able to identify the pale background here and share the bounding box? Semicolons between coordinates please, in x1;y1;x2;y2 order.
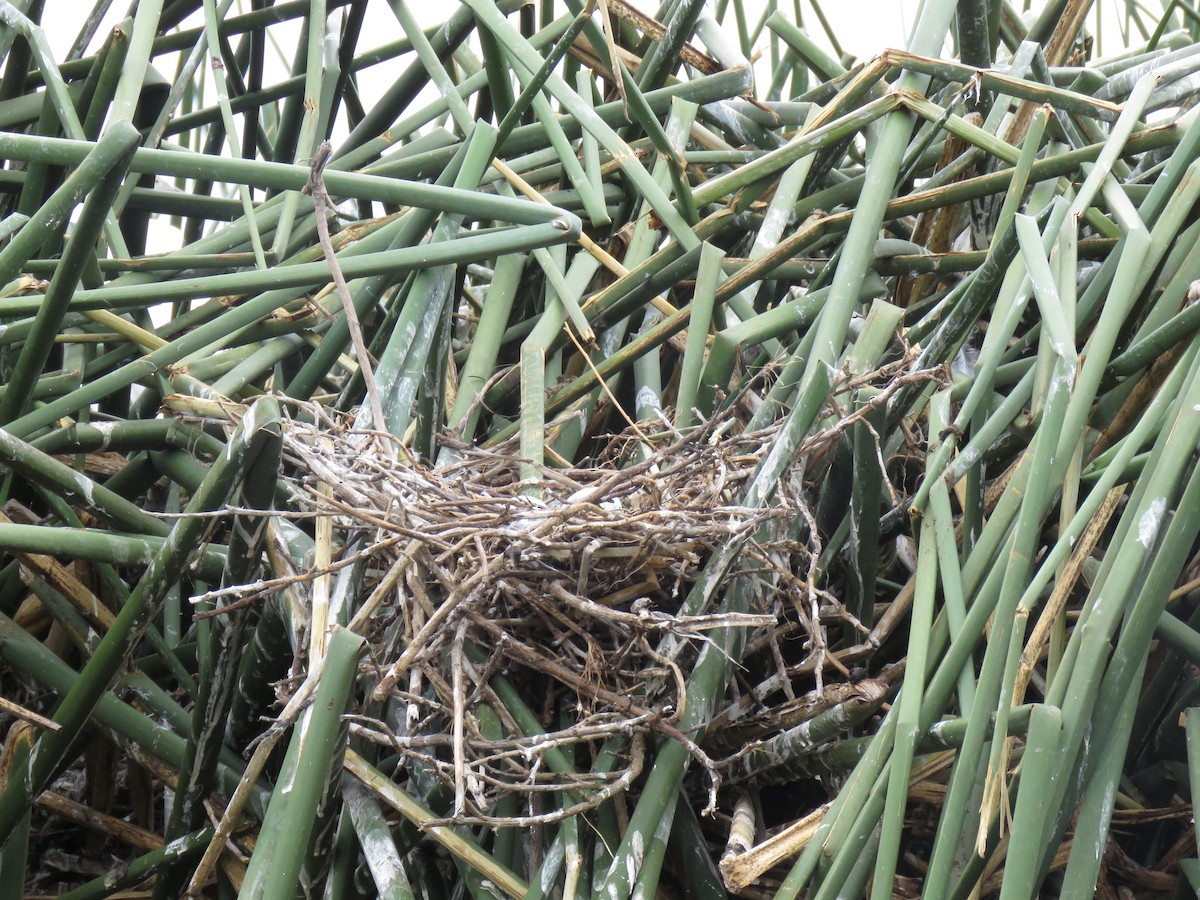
39;0;1139;252
47;1;926;87
45;0;1143;78
44;0;1141;134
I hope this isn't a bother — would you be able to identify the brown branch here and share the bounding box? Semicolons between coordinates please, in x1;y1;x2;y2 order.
304;141;386;431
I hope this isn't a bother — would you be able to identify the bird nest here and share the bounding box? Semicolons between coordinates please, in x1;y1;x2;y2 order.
269;406;817;825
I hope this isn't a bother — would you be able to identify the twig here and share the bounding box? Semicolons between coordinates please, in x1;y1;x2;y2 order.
0;695;61;732
304;140;387;432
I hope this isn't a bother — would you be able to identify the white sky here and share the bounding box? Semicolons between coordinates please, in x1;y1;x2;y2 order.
46;0;1144;125
39;0;1144;254
47;1;928;98
47;1;926;64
